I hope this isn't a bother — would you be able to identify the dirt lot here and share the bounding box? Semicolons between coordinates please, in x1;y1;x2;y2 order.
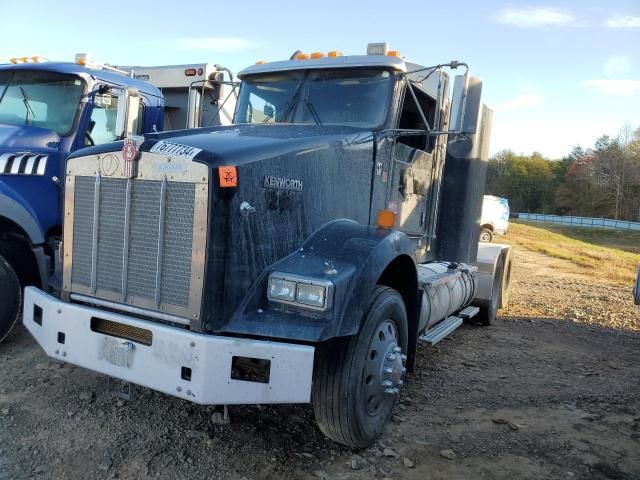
1;246;639;480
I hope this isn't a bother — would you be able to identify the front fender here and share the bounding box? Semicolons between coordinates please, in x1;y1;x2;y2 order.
224;219;416;342
0;183;45;244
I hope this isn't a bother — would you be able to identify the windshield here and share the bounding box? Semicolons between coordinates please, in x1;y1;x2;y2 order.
0;70;85;135
235;68;393;128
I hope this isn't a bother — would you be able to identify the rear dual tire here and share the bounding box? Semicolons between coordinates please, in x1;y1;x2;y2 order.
312;286;408;448
0;254;21;342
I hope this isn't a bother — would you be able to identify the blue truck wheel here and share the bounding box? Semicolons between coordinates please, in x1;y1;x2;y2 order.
0;254;21;342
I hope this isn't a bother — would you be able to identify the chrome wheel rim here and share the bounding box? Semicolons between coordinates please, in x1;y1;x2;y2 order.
362;319;406;417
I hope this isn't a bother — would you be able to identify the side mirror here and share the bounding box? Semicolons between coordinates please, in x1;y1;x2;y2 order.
634;265;640;305
114;87;141;139
450;75;482;134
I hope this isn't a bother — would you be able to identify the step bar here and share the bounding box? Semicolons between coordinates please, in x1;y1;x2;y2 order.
418;306;480;346
419;316;463;345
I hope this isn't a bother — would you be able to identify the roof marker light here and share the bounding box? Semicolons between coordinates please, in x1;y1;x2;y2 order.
310;52;324;59
327;51;343;57
386;50;401;57
294;53;310;60
255;60;267;64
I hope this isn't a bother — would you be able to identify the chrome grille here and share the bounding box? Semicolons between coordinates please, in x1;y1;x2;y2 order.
69;174;199;316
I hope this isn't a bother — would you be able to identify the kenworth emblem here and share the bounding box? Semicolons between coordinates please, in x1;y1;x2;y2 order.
263;175;303;192
122;137;141;178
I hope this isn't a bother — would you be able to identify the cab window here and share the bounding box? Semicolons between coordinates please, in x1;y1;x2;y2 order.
84;93;144;146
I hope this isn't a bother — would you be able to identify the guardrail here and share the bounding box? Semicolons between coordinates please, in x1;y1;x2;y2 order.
517;213;640;231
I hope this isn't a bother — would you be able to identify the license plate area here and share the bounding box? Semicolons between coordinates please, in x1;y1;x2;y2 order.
98;336;135;368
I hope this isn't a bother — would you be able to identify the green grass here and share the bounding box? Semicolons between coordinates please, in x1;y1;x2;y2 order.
502;221;640;284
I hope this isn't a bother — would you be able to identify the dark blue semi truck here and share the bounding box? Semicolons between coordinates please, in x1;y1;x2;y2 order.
24;44;513;448
0;58;165;341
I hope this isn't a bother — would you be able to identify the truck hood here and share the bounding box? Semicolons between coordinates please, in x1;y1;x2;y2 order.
0;123;61;152
73;123;374;166
145;124;374;167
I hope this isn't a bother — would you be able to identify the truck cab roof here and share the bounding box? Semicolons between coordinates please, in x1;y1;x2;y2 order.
238;55;408;78
0;61;162;96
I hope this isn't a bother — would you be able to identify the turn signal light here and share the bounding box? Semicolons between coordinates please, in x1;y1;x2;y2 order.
294;53;310;60
327;51;343;57
386;50;401;57
377;209;396;229
310;52;325;59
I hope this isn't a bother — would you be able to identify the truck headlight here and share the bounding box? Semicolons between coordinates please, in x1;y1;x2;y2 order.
268;277;297;302
267;273;334;311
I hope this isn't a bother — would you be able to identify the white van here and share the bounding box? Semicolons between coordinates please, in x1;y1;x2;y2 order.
480;195;510;242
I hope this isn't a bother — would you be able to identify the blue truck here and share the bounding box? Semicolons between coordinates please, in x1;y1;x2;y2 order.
0;57;165;341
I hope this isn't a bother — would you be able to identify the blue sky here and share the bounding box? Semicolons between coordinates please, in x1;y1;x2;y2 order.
2;0;639;158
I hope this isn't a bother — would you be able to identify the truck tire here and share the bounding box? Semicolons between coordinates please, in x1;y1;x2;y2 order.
477;256;504;326
312;286;408;448
0;254;21;342
480;227;493;243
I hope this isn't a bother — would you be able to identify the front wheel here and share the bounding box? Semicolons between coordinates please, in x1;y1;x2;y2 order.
312;286;408;448
480;227;493;243
0;254;21;342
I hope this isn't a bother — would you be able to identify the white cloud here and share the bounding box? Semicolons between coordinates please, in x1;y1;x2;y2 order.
157;37;256;52
493;94;544;112
605;16;640;28
583;79;640;96
604;55;631;77
495;7;577;28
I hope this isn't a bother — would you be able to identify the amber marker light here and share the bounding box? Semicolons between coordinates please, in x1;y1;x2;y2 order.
386;50;401;57
255;60;267;64
377;210;396;229
327;51;343;57
310;52;325;59
294;53;310;60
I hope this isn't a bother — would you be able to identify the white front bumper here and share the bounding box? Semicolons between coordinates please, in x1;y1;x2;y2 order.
24;287;315;405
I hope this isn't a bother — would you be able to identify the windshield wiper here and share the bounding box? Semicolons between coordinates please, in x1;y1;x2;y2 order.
304;99;322;125
19;87;36;124
263;80;304;123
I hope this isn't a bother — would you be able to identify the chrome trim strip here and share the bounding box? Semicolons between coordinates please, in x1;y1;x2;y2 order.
36;155;48;175
62;176;76;291
0;153;11;173
10;154;25;174
121;178;133;300
24;155;37;174
90;174;101;294
69;293;191;326
154;177;168;307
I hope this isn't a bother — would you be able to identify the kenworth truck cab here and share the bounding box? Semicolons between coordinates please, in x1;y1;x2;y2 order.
24;43;512;448
0;57;163;342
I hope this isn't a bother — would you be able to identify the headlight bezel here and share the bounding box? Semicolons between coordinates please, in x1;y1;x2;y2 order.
267;272;334;311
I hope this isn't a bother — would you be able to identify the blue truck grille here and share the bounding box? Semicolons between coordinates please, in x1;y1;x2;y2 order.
70;176;196;312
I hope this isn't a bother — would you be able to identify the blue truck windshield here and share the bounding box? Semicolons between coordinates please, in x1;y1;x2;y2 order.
0;70;84;135
236;68;393;128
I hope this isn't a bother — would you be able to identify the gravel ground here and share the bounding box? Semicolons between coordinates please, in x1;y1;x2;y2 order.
1;247;639;480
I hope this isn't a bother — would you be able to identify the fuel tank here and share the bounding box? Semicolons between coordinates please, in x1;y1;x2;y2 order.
417;262;475;332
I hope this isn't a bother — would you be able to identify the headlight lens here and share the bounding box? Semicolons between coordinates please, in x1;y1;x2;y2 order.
267;277;297;302
267;273;334;311
296;283;326;308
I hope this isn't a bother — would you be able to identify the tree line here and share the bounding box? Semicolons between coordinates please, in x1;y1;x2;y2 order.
486;125;640;221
